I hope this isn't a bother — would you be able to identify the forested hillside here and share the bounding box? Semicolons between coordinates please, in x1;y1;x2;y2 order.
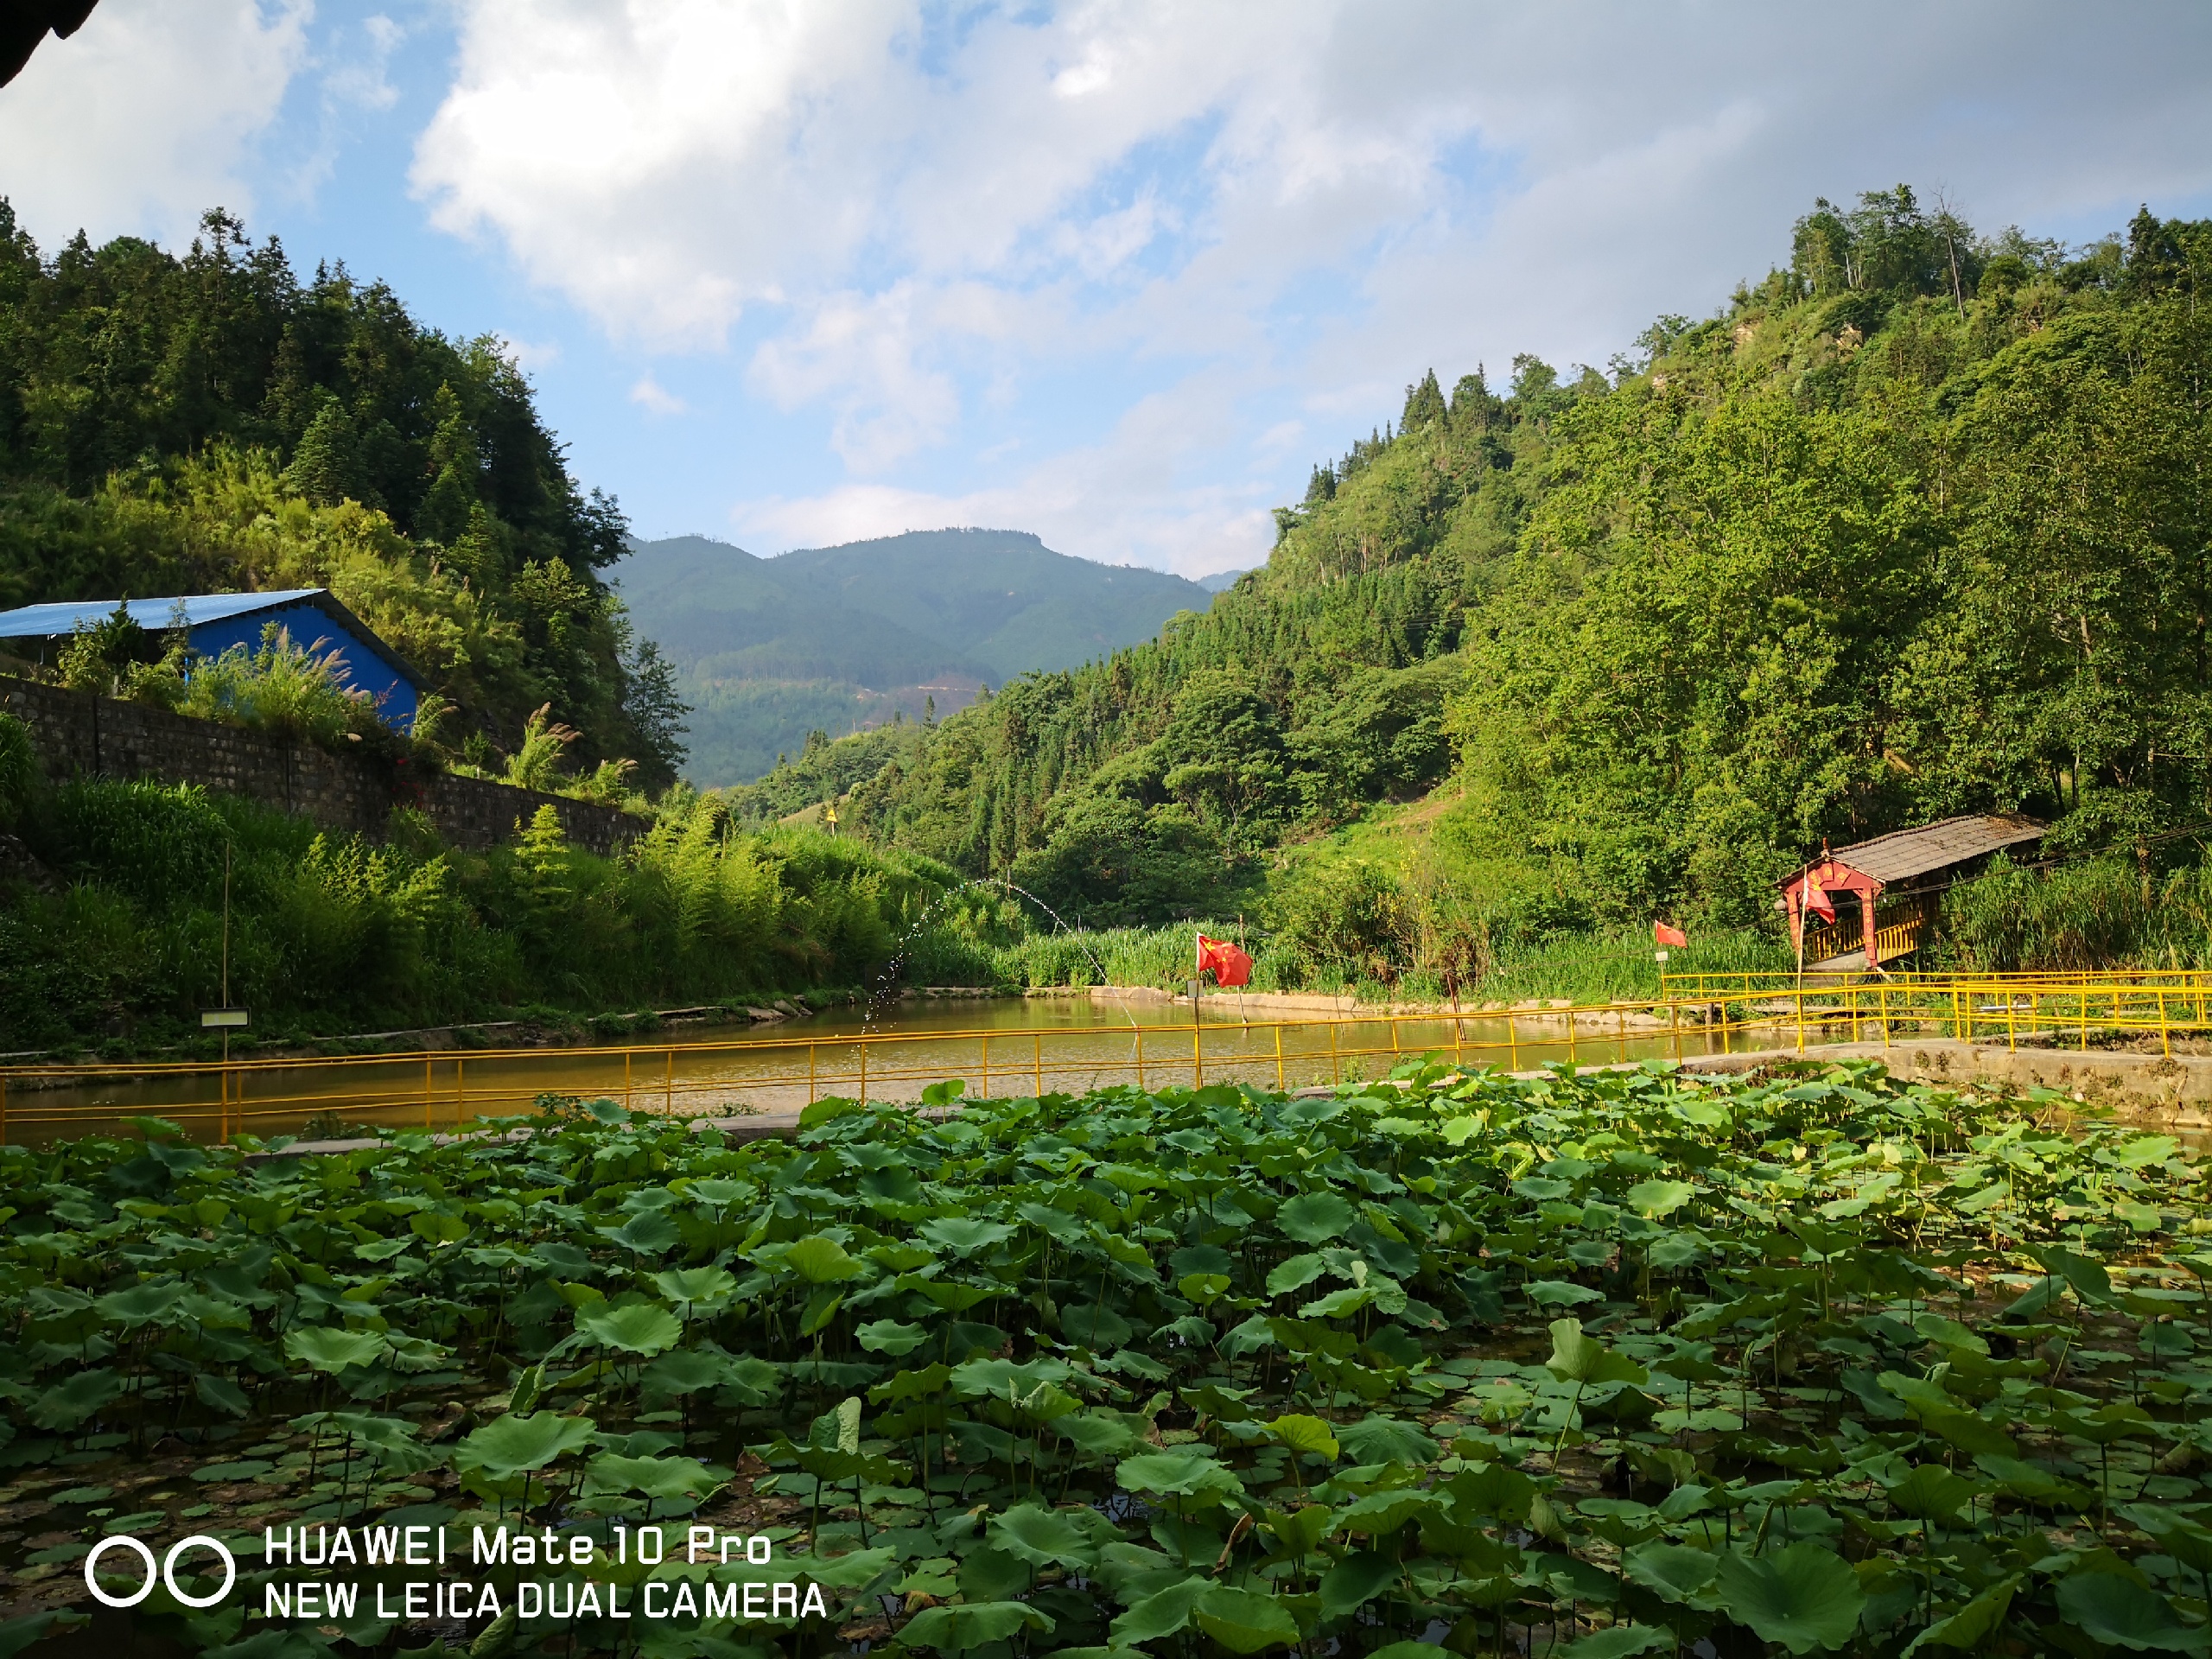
742;188;2212;980
0;204;683;783
613;528;1210;785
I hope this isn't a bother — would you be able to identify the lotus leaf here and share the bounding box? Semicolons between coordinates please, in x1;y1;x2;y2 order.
1715;1543;1866;1654
1276;1192;1356;1243
454;1411;598;1478
575;1302;681;1356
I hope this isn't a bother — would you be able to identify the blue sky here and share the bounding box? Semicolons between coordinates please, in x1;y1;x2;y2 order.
5;1;2211;576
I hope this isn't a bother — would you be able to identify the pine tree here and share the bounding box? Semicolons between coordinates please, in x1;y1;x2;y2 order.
283;396;375;507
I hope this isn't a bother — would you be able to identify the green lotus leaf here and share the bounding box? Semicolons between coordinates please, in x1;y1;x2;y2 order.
1621;1542;1721;1604
454;1411;598;1479
1715;1542;1866;1654
782;1236;866;1283
988;1503;1101;1569
1193;1585;1302;1655
575;1300;682;1355
1560;1628;1672;1659
599;1211;678;1255
1056;1411;1147;1459
1904;1575;2021;1656
1117;1450;1243;1498
856;1318;931;1355
1884;1462;1975;1523
1545;1318;1648;1385
284;1326;390;1374
1060;1303;1135;1351
651;1266;737;1309
1276;1192;1355;1244
582;1452;722;1503
2055;1573;2202;1652
1318;1550;1397;1618
1109;1578;1213;1646
95;1281;188;1327
898;1600;1053;1653
1526;1280;1604;1308
1264;1414;1339;1460
1336;1415;1438;1465
1264;1253;1329;1295
1623;1179;1695;1218
917;1217;1016;1255
29;1370;124;1431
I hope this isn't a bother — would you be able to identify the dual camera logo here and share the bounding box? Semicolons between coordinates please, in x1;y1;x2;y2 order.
84;1534;238;1609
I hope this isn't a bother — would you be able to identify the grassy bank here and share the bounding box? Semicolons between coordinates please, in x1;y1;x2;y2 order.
0;761;957;1054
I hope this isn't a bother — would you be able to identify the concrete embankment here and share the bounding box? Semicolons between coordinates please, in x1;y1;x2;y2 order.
1681;1039;2212;1128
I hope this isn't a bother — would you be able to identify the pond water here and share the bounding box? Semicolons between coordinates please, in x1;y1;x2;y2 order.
0;994;1812;1144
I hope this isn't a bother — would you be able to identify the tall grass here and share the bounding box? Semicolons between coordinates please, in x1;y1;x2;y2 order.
964;918;1789;1004
1936;855;2212;971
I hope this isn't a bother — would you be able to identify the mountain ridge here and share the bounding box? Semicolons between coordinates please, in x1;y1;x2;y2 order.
612;527;1216;785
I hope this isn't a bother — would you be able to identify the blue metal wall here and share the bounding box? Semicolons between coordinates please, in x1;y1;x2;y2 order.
187;601;420;733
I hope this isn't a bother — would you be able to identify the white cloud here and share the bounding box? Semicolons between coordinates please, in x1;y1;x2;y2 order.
0;0;309;249
630;375;689;416
412;0;2212;570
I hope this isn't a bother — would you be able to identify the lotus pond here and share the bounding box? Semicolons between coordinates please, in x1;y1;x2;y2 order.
1;1058;2209;1659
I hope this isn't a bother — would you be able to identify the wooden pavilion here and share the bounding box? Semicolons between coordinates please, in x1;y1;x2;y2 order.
1776;812;2046;974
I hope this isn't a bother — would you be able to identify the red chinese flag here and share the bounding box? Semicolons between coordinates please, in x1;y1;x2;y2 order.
1654;922;1688;949
1801;869;1836;924
1198;934;1254;988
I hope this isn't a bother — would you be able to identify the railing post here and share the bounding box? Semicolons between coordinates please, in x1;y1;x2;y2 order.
1509;1011;1520;1071
1275;1023;1286;1091
2162;989;2173;1059
1795;989;1804;1055
1567;1007;1577;1069
1669;998;1681;1063
1878;982;1890;1050
2006;990;2017;1052
1193;1024;1203;1089
1329;1020;1338;1084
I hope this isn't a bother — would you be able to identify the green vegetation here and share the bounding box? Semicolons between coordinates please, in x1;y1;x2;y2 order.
750;188;2212;987
0;760;955;1052
614;530;1213;787
0;205;683;785
3;1061;2209;1656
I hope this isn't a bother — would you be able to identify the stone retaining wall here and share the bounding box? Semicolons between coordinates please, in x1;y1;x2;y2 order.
0;674;648;855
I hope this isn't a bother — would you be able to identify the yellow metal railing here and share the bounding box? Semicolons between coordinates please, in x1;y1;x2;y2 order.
1662;966;2212;997
2;975;2208;1144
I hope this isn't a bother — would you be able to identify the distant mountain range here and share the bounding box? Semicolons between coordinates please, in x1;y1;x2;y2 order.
612;528;1219;785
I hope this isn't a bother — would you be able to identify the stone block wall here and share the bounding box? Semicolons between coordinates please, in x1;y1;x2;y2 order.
0;674;649;855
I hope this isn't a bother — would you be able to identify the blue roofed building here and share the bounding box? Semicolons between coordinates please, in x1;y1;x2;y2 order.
0;589;423;732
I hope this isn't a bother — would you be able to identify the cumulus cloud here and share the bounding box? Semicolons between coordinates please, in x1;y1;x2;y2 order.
415;0;2212;569
0;0;308;250
630;375;689;416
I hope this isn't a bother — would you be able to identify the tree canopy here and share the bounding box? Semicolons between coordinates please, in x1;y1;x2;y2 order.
737;187;2212;944
0;204;680;783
